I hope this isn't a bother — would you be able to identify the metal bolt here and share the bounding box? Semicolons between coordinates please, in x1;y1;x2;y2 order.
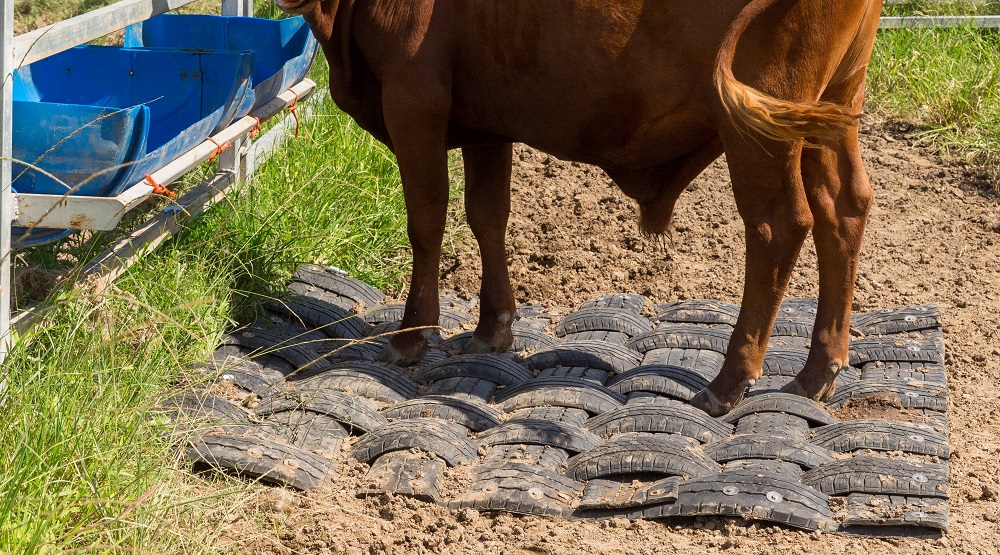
904;315;917;322
911;474;928;483
904;391;920;398
649;489;664;496
722;486;739;496
283;459;300;469
908;434;925;442
766;491;783;503
247;448;263;458
482;484;497;493
528;487;544;499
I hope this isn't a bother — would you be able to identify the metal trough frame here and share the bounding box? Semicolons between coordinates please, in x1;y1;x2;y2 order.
0;0;324;364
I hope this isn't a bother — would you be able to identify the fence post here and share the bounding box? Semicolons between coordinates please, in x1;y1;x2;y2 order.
222;0;254;16
1;0;15;367
220;0;253;181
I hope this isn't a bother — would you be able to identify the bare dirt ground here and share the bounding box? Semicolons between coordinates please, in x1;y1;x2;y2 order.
218;121;1000;554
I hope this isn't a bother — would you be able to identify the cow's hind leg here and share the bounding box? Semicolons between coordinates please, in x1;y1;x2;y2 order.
377;85;451;366
783;115;873;401
691;141;813;416
462;143;517;354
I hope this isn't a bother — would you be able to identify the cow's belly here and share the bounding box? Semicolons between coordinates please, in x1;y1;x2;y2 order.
446;2;722;169
449;76;715;170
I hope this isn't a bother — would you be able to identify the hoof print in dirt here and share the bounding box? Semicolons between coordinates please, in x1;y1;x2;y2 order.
183;274;953;535
187;434;335;491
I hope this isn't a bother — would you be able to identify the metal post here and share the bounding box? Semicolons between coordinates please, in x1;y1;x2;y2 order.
1;0;15;365
222;0;254;16
220;0;252;180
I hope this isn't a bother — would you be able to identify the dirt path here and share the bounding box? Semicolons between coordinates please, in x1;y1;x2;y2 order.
226;122;1000;554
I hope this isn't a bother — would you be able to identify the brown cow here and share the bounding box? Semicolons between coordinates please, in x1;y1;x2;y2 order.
276;0;884;415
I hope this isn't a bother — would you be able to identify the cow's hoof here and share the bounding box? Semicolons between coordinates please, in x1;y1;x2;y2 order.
464;336;498;354
377;342;426;367
780;376;837;402
690;387;741;417
463;331;513;355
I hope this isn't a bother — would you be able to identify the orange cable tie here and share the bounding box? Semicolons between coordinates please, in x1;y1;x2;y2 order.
144;174;176;198
249;114;263;139
206;135;232;163
286;88;301;138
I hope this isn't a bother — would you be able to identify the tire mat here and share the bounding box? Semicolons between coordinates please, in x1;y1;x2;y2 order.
476;419;603;453
564;435;721;481
827;380;948;412
495;377;626;414
579;294;647;314
606;365;710;402
292;264;386;307
721;392;839;426
449;462;584;518
195;280;953;535
578;476;681;510
359;452;444;503
733;412;811;440
288;361;419;403
255;389;388;434
704;434;835;469
654;300;740;326
841;493;948;531
626;326;731;355
188;433;335;491
584;399;733;443
809;420;950;458
352;418;479;466
555;307;652;338
265;295;370;339
524;341;642;374
382;395;504;432
802;456;949;497
415;354;534;386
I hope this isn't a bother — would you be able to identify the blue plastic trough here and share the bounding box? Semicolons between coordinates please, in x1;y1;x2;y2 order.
125;14;318;130
12;46;254;246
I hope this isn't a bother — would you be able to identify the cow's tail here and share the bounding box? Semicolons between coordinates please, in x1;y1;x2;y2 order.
715;0;861;143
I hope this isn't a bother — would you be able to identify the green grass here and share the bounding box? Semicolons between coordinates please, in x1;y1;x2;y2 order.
1;43;414;550
867;2;1000;184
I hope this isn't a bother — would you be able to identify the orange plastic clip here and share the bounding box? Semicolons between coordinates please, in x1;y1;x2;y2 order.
206;136;232;163
145;174;176;198
286;88;301;138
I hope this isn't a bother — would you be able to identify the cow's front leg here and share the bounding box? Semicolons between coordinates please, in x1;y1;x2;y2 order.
783;118;873;400
692;142;813;416
462;143;516;354
377;86;451;366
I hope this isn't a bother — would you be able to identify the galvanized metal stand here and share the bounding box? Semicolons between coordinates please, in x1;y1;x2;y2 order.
0;0;329;366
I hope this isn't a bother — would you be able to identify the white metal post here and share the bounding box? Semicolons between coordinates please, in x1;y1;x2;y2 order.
222;0;254;17
1;0;15;366
220;1;253;181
